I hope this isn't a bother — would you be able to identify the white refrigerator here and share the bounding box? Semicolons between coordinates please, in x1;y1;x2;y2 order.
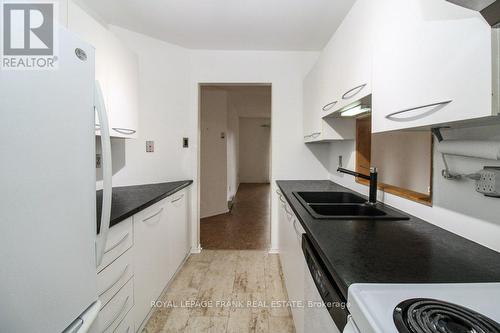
0;27;112;332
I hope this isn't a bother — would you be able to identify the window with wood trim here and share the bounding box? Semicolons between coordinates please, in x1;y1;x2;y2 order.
356;116;433;206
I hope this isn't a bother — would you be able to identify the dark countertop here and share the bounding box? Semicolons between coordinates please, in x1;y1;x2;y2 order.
97;180;193;232
276;180;500;299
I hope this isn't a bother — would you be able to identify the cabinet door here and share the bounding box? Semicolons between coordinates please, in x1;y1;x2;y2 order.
106;35;139;139
372;0;493;133
133;199;170;328
166;189;189;271
303;64;323;140
278;201;305;333
68;1;111;130
330;0;373;113
68;2;139;138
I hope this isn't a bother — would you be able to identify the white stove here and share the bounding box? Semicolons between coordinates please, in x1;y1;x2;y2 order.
345;283;500;333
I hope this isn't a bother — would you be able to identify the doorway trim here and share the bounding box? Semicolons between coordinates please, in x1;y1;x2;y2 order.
195;83;273;252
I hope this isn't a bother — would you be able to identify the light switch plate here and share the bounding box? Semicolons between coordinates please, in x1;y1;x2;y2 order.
146;141;154;152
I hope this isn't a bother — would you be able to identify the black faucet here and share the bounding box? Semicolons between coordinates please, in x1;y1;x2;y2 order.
337;167;378;204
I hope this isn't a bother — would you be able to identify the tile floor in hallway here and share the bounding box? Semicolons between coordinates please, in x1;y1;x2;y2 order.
142;250;295;333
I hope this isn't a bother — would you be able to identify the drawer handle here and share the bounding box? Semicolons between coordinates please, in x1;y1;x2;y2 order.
292;219;303;241
342;83;367;100
322;101;337;111
304;132;321;140
385;100;452;120
103;296;130;332
99;264;129;297
171;194;184;203
143;207;164;223
104;233;130;254
112;128;136;135
276;190;285;203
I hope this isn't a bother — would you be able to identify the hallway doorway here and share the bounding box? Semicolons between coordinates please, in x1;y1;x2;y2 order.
199;84;271;250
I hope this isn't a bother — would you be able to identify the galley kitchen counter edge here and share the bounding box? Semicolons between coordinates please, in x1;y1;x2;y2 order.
96;180;193;232
276;180;500;300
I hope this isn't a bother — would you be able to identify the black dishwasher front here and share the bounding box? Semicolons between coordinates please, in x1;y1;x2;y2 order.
302;234;349;330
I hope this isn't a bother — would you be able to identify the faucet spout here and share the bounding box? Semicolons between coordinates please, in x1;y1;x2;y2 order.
337;167;378;204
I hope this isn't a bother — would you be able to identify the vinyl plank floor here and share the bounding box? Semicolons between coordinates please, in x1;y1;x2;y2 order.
142;250;295;333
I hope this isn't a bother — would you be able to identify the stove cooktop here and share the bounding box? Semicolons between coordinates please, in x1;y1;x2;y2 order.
393;298;500;333
347;283;500;333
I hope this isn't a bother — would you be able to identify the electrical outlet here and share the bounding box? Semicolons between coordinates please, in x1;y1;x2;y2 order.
96;154;101;168
338;155;343;168
183;137;189;148
146;141;154;152
475;167;500;197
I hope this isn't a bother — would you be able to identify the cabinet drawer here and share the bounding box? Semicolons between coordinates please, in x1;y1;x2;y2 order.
113;308;135;333
98;217;133;272
97;249;133;307
99;278;134;333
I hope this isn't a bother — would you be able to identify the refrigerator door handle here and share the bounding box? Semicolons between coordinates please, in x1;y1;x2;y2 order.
94;81;113;267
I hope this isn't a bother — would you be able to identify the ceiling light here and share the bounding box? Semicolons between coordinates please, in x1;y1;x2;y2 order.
341;105;371;117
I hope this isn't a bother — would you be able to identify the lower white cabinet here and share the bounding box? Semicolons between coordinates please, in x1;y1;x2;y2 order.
277;190;341;333
277;190;305;333
133;199;172;328
133;188;191;330
97;249;134;307
91;278;134;333
91;187;191;332
165;190;190;271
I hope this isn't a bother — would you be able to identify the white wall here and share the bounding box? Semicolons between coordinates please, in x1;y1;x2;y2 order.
199;88;229;218
102;26;192;188
189;50;329;252
372;131;432;194
239;117;271;183
328;123;500;252
93;26;326;251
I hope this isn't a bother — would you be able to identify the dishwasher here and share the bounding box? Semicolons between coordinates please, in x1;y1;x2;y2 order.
302;234;352;333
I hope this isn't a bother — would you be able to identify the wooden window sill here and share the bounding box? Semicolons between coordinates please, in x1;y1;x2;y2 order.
356;178;432;206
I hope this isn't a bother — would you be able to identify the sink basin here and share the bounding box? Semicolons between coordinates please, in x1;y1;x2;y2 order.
310;204;386;218
294;191;366;204
292;191;409;221
306;203;409;220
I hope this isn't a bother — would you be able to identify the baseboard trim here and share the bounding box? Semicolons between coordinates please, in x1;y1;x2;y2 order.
200;208;229;219
191;245;202;254
268;247;280;254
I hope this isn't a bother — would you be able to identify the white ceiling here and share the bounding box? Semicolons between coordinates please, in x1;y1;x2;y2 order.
76;0;355;51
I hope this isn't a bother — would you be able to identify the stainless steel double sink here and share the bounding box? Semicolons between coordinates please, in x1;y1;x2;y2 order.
293;191;409;221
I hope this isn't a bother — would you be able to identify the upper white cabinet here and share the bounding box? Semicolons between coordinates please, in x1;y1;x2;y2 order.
371;0;496;133
302;0;374;142
323;0;374;115
68;2;139;138
303;63;356;143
